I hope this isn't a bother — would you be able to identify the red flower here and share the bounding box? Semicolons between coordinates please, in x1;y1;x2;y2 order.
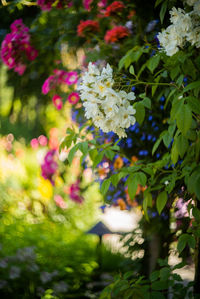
77;20;99;37
105;1;125;17
104;26;130;43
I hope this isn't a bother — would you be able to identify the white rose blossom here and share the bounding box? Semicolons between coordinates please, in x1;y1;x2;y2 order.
77;63;136;138
158;6;200;56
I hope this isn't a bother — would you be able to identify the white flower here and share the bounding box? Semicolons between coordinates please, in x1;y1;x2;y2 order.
78;62;136;138
157;5;200;56
193;0;200;16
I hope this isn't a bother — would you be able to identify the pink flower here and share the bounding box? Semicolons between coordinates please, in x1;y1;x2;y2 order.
30;138;39;149
54;195;67;209
38;135;48;146
14;64;26;75
65;71;78;85
68;92;80;105
52;94;63;110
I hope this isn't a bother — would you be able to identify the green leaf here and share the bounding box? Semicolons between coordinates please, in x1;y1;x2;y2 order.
177;134;189;158
152;136;162;155
129;65;135;75
127;175;138;200
160;267;170;281
176;104;192;136
93;150;104;168
188;235;195;249
100;179;111;196
193;207;200;222
177;234;189;253
68;144;79;164
143;191;152;219
194;175;200;200
135;102;145;125
163;132;172;148
136;172;147;186
186;96;200;115
105;150;115;161
111;174;120;187
171;141;179;164
89;148;98;161
160;1;168;23
152;281;168;291
141;97;151;109
79;141;88;156
150;270;159;282
183;80;200;92
156;191;168;214
147;55;160;73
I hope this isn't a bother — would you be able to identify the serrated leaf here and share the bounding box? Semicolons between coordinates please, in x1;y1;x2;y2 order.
79;141;88;155
147;55;160;73
156;191;168;214
141;97;151;109
135;102;145;125
160;1;167;23
89;148;98;161
171;141;179;164
176;104;192;136
136;172;147;186
150;270;159;282
127;175;138;200
183;80;200;92
105;150;115;161
177;134;189;158
100;179;111;196
163;132;172;148
186;96;200;115
111;173;120;187
152;137;162;155
129;65;135;75
68;144;79;164
93;150;104;168
177;234;189;253
194;175;200;200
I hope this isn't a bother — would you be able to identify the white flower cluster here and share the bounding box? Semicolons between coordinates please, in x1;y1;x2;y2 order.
158;3;200;56
78;62;136;138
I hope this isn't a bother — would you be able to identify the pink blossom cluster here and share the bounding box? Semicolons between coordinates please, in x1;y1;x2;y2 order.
41;149;58;184
1;19;38;75
42;70;79;109
30;135;48;149
69;180;84;204
37;0;72;11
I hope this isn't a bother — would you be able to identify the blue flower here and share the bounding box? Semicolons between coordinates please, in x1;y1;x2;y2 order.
148;115;153;121
131;86;136;92
160;96;165;102
147;134;152;141
160;105;164;110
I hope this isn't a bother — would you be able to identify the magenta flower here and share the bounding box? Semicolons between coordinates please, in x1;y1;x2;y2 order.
52;94;63;110
41;149;58;184
69;180;84;204
1;19;38;75
67;92;80;105
65;71;78;85
42;76;56;95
